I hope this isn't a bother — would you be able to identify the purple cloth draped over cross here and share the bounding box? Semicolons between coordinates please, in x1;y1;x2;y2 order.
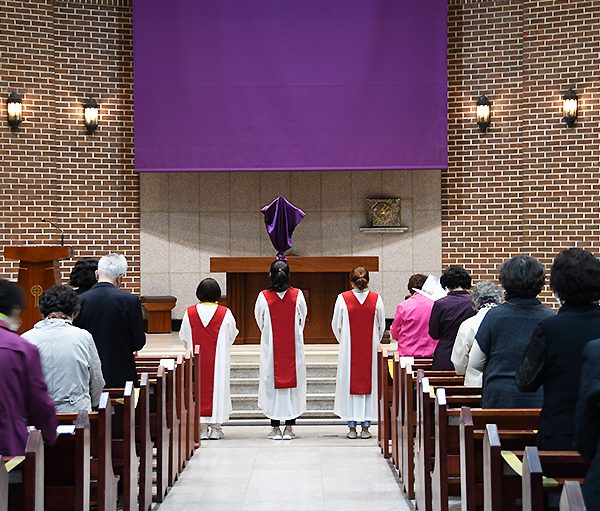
261;196;305;261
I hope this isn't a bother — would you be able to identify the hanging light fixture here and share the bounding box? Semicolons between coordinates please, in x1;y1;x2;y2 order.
84;97;99;133
476;95;491;132
562;88;578;128
7;92;23;130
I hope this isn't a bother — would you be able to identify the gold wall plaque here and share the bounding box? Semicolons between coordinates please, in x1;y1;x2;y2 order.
366;198;402;227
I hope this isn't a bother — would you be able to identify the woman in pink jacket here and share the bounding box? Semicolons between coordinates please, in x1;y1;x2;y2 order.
390;274;438;357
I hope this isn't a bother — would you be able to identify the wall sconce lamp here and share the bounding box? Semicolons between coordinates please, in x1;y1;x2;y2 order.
563;88;578;128
476;95;491;132
7;92;23;130
84;97;99;133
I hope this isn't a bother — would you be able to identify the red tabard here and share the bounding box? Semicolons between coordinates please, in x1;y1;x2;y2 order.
187;304;227;417
263;287;299;389
341;290;378;395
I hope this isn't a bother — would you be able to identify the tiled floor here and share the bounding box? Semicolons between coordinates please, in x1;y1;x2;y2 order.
155;425;412;511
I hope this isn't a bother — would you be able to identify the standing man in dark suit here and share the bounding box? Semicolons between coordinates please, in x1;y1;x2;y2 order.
74;253;146;387
575;338;600;509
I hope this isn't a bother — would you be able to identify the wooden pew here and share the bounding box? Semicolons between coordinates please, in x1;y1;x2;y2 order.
460;408;539;511
183;350;196;458
395;357;433;476
522;447;587;511
390;353;400;469
45;410;91;511
400;364;447;498
432;389;485;511
55;394;118;511
2;429;45;511
483;426;588;511
377;344;394;458
415;378;479;511
559;481;586;511
175;354;188;472
105;382;138;511
193;345;201;448
136;373;153;511
135;359;177;492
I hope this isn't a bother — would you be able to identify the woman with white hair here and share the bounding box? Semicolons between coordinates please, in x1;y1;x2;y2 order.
451;281;503;386
74;253;146;387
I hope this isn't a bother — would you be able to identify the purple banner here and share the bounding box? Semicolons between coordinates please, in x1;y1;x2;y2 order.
133;0;448;172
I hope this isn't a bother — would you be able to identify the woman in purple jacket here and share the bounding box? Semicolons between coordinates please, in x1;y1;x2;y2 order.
0;279;57;456
429;266;476;370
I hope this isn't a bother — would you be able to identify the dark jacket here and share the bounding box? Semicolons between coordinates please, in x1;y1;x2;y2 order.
429;291;475;370
0;322;57;455
516;304;600;450
575;338;600;510
74;282;146;387
475;297;554;408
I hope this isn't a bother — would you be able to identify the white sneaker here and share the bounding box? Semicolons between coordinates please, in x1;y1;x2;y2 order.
267;427;283;440
209;427;224;440
282;426;295;440
201;428;209;440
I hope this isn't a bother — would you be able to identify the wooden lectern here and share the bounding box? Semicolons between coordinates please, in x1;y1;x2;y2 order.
210;256;379;344
3;246;72;333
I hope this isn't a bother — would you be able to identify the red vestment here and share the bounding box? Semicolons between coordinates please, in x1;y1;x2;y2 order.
263;288;299;389
187;304;227;416
341;291;378;394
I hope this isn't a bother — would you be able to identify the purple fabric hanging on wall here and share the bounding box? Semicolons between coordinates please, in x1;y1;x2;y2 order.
133;0;448;172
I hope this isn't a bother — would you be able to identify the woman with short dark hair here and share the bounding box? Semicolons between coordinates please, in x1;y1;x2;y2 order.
69;258;98;294
471;255;554;408
255;260;307;440
429;266;476;370
22;285;105;413
517;248;600;449
179;278;238;440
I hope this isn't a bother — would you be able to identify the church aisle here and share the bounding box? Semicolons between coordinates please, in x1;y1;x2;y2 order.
155;425;411;511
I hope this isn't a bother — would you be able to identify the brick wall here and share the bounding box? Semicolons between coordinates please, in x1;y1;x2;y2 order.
0;0;139;292
3;1;600;299
446;0;600;294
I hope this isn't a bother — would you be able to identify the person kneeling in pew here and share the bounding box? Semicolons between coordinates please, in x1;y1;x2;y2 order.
22;285;105;413
0;279;57;456
180;278;238;440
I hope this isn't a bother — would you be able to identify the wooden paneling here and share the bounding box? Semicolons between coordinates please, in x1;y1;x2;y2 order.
213;256;379;344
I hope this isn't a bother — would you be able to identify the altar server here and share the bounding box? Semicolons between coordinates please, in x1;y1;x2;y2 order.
255;260;307;440
180;278;238;440
332;267;386;439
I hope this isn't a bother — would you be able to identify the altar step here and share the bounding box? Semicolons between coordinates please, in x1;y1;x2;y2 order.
229;346;339;421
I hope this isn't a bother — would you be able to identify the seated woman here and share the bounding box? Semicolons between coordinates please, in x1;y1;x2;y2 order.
429;266;476;370
179;278;238;440
22;285;105;412
451;281;503;386
574;338;600;508
69;257;98;295
472;255;554;408
389;274;437;357
516;248;600;450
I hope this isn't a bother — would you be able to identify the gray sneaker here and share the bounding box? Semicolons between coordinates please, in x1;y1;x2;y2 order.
267;427;283;440
360;427;372;439
201;428;209;440
209;427;224;440
282;426;295;440
347;427;358;439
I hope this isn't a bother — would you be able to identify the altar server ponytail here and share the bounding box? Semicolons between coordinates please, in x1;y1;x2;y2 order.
268;260;290;293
